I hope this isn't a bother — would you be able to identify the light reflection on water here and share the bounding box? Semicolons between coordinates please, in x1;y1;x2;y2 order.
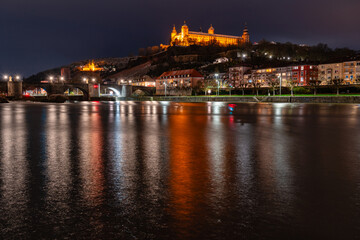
0;102;360;239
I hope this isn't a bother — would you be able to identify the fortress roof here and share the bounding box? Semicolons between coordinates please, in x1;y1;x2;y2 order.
188;31;243;39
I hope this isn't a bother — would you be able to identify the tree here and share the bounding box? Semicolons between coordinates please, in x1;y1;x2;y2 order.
309;79;321;95
250;74;263;96
265;73;279;96
287;80;298;96
330;78;344;95
138;48;146;56
238;81;247;96
192;81;204;96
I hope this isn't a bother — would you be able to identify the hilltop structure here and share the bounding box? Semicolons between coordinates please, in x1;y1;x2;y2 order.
169;22;250;47
79;60;104;72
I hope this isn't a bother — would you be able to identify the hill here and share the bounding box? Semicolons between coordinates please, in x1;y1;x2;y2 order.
24;41;360;82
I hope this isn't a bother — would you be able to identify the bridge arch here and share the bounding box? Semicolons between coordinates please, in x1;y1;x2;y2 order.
23;85;50;96
64;85;89;100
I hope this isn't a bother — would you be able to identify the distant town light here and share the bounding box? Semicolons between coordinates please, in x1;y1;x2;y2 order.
92;78;96;82
49;76;54;80
242;54;247;58
16;75;20;80
269;55;273;59
60;77;64;81
3;75;8;80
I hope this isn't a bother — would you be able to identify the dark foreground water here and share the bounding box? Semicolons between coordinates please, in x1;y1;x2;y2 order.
1;102;360;239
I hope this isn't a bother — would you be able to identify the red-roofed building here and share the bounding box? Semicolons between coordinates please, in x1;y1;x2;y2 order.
156;69;204;95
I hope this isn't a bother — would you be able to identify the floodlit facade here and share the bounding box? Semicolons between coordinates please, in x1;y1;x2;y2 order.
228;66;252;87
79;60;104;72
291;65;318;86
342;61;360;84
132;75;156;87
249;67;292;87
156;69;204;95
170;22;250;47
318;63;343;85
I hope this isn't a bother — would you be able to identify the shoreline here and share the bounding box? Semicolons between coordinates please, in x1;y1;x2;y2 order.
3;95;360;104
130;96;360;104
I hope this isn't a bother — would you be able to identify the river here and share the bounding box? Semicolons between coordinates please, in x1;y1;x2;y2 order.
0;101;360;239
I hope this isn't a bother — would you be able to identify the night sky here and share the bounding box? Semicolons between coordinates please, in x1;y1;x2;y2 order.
1;0;359;77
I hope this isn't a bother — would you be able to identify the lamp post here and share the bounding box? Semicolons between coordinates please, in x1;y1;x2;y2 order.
278;74;282;96
3;75;21;82
215;73;219;96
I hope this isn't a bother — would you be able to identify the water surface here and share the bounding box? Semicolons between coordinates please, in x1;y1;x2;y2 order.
0;101;360;239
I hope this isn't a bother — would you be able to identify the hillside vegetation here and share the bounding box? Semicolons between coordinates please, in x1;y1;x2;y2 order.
25;40;359;82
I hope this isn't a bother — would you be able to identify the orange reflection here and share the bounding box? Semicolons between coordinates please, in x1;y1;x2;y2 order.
168;103;210;236
78;105;105;230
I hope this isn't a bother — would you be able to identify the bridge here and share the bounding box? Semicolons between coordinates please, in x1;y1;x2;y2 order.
0;81;155;100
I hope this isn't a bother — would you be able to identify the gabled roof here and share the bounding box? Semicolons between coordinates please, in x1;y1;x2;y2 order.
157;69;203;79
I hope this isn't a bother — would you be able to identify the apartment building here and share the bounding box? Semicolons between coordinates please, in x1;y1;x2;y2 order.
291;65;318;86
249;67;292;87
228;66;252;87
318;63;343;85
156;69;204;95
342;61;360;84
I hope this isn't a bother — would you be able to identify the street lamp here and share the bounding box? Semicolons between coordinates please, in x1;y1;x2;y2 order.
278;75;282;95
214;73;219;96
83;77;88;84
16;75;20;81
92;78;96;82
3;75;8;80
60;76;64;81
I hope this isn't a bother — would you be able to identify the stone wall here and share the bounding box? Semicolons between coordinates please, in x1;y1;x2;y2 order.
131;96;360;104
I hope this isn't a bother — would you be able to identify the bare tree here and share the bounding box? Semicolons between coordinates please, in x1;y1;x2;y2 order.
266;73;280;96
309;79;321;95
287;79;298;96
249;74;263;96
330;78;344;95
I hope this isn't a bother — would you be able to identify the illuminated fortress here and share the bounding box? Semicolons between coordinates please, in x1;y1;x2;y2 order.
170;22;250;47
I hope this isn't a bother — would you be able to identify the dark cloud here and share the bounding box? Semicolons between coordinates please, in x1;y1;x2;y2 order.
0;0;359;76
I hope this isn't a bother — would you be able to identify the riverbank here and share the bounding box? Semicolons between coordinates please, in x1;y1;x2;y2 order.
130;95;360;104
